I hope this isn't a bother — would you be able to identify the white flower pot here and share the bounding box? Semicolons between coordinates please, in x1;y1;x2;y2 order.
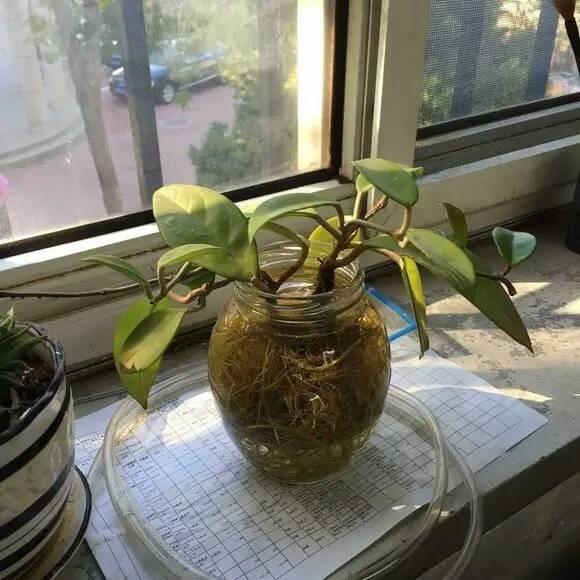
0;325;74;578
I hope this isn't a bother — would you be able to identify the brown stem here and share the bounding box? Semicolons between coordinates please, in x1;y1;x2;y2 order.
168;279;232;305
309;214;342;241
0;284;142;299
333;244;368;268
348;219;397;238
364;197;389;221
313;257;336;294
257;269;278;292
156;262;193;302
165;263;191;293
476;271;517;296
274;236;309;290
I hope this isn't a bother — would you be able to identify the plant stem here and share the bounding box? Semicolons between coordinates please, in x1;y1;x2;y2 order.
347;219;397;238
353;189;368;220
394;206;412;237
157;262;194;302
274;235;309;291
333;244;368;268
476;271;517;296
0;284;142;299
163;263;192;294
168;279;232;305
307;214;342;241
0;266;192;302
257;269;278;292
335;204;345;230
364;196;389;221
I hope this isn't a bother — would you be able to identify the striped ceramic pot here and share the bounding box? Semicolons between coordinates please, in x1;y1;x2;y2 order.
0;325;74;578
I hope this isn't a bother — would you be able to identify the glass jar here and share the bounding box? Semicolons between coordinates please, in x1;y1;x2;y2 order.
208;243;391;483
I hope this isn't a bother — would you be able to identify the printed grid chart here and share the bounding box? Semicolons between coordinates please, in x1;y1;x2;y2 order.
75;336;547;580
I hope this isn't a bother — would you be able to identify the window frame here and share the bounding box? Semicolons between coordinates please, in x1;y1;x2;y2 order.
0;0;350;259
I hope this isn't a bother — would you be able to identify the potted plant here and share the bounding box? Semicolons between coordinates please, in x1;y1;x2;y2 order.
0;308;74;578
0;158;536;486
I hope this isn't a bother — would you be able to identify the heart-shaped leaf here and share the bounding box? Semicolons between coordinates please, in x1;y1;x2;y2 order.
399;256;430;356
353;159;419;207
153;184;258;278
119;304;185;374
113;298;166;408
365;230;475;295
83;255;152;298
492;227;536;269
157;243;252;280
443;203;468;248
248;193;341;241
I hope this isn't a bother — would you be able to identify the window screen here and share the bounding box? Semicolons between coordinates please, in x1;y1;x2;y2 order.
419;0;580;127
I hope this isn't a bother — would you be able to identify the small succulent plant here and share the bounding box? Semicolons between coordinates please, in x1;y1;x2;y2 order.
0;308;45;427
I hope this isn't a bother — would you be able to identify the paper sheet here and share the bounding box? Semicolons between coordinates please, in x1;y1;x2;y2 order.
75;337;547;580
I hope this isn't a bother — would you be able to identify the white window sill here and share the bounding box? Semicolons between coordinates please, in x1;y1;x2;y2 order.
2;132;579;369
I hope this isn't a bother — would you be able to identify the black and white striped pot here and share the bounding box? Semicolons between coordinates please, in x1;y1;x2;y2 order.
0;325;74;578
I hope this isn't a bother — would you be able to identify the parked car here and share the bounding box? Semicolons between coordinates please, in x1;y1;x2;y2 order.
109;48;222;105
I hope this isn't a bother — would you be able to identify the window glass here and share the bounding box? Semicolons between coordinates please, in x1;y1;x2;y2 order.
419;0;580;127
0;0;334;245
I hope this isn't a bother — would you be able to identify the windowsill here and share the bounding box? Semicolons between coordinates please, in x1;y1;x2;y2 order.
3;132;579;369
64;209;580;578
0;179;352;288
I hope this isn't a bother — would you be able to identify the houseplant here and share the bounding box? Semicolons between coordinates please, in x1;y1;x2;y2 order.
0;308;75;578
0;158;536;484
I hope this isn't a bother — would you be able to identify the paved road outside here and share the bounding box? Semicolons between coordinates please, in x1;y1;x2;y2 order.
1;81;235;242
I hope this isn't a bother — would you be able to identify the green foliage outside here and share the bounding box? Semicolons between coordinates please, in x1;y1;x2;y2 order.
419;0;573;125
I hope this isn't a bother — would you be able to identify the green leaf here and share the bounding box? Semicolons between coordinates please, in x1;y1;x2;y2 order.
492;227;537;269
153;184;258;278
408;166;424;178
366;234;532;352
157;243;249;280
399;256;430;356
469;275;533;352
405;229;476;295
353;159;419;207
113;298;188;409
119;305;186;374
248;193;341;241
443;203;468;248
355;173;373;194
83;255;152;298
464;250;532;351
0;336;44;367
365;231;475;295
114;298;170;408
364;228;477;295
0;307;15;333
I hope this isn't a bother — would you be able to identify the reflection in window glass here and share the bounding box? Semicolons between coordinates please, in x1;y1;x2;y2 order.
0;0;333;244
419;0;580;127
0;0;139;243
